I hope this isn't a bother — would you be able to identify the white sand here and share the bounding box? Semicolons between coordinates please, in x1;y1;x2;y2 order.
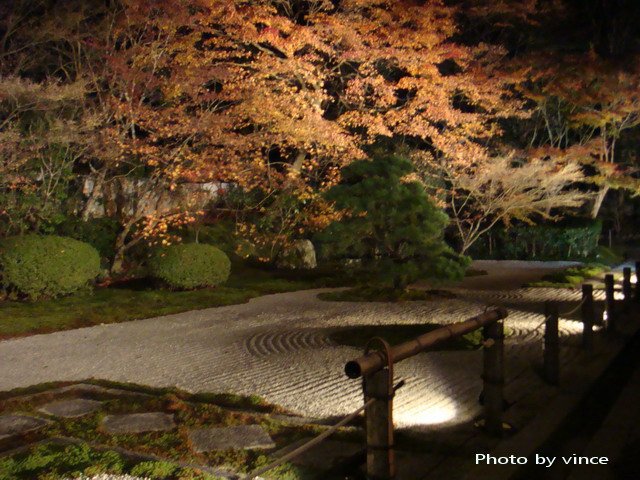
0;260;592;428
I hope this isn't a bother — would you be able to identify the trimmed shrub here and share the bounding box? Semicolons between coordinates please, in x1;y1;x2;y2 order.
149;243;231;289
0;235;100;299
56;217;120;261
180;221;238;256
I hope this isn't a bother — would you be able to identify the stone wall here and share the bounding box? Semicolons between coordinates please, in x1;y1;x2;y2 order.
81;176;227;219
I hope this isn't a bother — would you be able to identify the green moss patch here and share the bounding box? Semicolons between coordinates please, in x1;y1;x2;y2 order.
593;245;624;266
526;264;608;288
0;380;360;480
464;268;488;277
0;265;349;339
0;442;222;480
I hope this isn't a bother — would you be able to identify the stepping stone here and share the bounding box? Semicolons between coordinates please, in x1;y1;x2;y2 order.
14;384;153;405
187;425;275;452
38;398;103;418
101;412;175;434
0;414;51;440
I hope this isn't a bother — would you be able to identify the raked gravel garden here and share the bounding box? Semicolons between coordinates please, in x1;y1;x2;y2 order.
0;261;606;428
2;259;635;480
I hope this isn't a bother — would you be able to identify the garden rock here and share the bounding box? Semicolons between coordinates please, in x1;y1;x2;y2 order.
38;398;103;418
0;414;51;440
187;425;275;452
276;239;317;269
101;412;175;434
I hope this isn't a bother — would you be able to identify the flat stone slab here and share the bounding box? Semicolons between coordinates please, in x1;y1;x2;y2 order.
187;425;275;452
0;414;51;440
101;412;175;434
38;398;103;418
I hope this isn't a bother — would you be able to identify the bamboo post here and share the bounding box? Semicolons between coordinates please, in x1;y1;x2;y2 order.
623;267;632;304
543;302;559;385
482;321;505;435
364;368;395;480
636;261;640;304
604;274;616;332
581;284;594;351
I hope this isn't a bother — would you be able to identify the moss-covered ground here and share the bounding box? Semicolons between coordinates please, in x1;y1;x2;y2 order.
525;264;609;288
0;380;364;480
0;263;488;339
0;265;347;339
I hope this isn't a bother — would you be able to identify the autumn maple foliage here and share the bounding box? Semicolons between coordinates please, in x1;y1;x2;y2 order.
4;0;618;270
91;0;523;260
523;57;640;217
460;0;640;220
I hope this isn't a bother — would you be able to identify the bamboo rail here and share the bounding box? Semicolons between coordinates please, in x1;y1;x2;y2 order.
345;307;509;379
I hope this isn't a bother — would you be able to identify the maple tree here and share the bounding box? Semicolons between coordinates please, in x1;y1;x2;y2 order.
523;58;640;218
6;0;638;273
439;153;589;253
1;1;204;271
460;0;640;220
82;0;525;263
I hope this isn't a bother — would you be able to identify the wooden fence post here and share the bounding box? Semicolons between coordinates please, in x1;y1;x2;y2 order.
483;321;505;435
604;274;616;333
623;267;632;304
543;302;559;385
364;368;395;480
581;284;594;351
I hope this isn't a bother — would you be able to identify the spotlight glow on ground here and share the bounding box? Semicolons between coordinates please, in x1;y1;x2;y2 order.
559;320;584;334
395;405;458;426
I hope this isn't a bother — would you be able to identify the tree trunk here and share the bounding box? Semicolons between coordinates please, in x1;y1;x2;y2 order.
291;150;306;174
590;185;610;219
460;237;473;255
110;224;132;275
110;250;126;275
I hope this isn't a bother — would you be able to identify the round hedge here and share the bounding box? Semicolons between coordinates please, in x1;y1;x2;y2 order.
149;243;231;289
0;235;101;299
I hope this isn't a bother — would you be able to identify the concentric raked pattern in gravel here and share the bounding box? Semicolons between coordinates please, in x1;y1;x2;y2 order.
0;280;596;428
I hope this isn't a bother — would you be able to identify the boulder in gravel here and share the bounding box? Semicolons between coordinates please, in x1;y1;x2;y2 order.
276;239;317;269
